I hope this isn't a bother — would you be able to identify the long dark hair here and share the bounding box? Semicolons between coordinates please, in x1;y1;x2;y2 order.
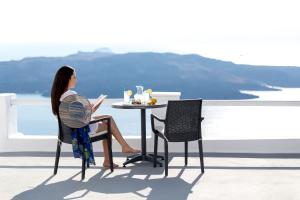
51;65;74;115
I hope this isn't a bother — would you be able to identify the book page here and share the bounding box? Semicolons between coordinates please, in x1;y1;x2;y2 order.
92;94;107;111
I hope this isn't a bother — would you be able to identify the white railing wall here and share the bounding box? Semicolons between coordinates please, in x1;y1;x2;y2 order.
0;92;181;152
0;93;17;149
1;92;300;153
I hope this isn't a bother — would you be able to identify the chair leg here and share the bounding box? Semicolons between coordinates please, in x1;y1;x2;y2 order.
82;158;86;180
184;141;188;166
153;134;158;168
198;139;205;173
54;141;61;175
164;140;168;177
107;136;114;172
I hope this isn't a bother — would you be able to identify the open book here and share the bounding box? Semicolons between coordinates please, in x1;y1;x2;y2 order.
92;94;107;111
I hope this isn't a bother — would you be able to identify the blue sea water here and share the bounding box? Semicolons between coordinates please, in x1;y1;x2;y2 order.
17;94;152;136
16;89;300;139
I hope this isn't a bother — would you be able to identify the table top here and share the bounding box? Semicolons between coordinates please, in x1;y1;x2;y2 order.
111;102;167;109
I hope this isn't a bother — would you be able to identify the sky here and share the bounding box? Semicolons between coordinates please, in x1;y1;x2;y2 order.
0;0;299;66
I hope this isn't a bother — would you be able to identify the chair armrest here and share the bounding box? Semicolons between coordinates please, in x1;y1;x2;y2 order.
151;114;165;123
89;116;111;124
151;114;165;134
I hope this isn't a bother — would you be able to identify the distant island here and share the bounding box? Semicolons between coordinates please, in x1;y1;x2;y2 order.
1;50;300;99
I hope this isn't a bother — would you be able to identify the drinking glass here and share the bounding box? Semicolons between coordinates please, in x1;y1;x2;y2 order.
124;90;130;103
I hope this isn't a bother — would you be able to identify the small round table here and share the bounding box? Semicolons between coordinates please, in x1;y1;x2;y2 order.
112;102;167;167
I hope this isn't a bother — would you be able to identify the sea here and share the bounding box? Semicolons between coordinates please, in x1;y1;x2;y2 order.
17;87;300;139
17;94;152;137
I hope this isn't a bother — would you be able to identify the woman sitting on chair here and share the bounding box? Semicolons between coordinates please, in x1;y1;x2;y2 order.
51;65;140;168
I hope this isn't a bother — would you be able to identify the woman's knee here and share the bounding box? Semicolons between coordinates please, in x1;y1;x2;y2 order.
100;121;107;126
101;114;112;119
97;122;107;132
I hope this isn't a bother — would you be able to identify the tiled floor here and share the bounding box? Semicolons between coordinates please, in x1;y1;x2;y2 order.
1;153;300;200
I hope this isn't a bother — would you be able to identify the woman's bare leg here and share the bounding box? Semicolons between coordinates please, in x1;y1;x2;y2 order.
106;115;140;153
102;139;109;165
95;115;140;153
96;122;119;168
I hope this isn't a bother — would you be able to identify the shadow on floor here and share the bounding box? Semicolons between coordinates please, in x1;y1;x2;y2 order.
12;166;203;200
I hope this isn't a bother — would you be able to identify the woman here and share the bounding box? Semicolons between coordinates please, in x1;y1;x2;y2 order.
51;65;140;168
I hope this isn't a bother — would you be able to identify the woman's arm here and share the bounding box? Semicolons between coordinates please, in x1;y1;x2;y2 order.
91;103;101;113
87;101;97;114
91;95;106;113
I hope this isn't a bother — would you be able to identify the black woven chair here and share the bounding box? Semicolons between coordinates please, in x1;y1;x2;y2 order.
151;99;204;176
53;115;114;180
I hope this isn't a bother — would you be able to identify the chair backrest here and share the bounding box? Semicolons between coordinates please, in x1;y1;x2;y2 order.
57;113;73;144
164;99;203;142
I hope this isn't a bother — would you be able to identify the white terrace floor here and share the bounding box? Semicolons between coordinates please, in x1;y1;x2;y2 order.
1;153;300;200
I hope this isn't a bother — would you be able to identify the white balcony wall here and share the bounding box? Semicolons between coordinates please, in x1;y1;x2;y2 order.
1;93;300;153
0;93;17;147
0;92;180;153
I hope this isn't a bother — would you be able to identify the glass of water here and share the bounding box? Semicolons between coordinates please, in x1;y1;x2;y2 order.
124;90;132;103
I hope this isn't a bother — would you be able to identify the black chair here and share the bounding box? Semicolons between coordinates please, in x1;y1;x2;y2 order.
53;115;114;180
151;99;204;176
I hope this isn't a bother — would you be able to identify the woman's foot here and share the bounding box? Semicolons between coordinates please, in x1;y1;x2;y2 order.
122;146;141;154
103;161;119;169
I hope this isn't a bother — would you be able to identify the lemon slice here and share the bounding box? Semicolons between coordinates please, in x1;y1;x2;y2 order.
127;90;133;96
145;89;152;94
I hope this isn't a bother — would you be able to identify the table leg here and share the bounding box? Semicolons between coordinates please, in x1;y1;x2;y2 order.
123;108;163;167
141;109;146;160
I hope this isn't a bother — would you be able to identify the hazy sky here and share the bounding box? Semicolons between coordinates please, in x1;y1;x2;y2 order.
0;0;299;66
